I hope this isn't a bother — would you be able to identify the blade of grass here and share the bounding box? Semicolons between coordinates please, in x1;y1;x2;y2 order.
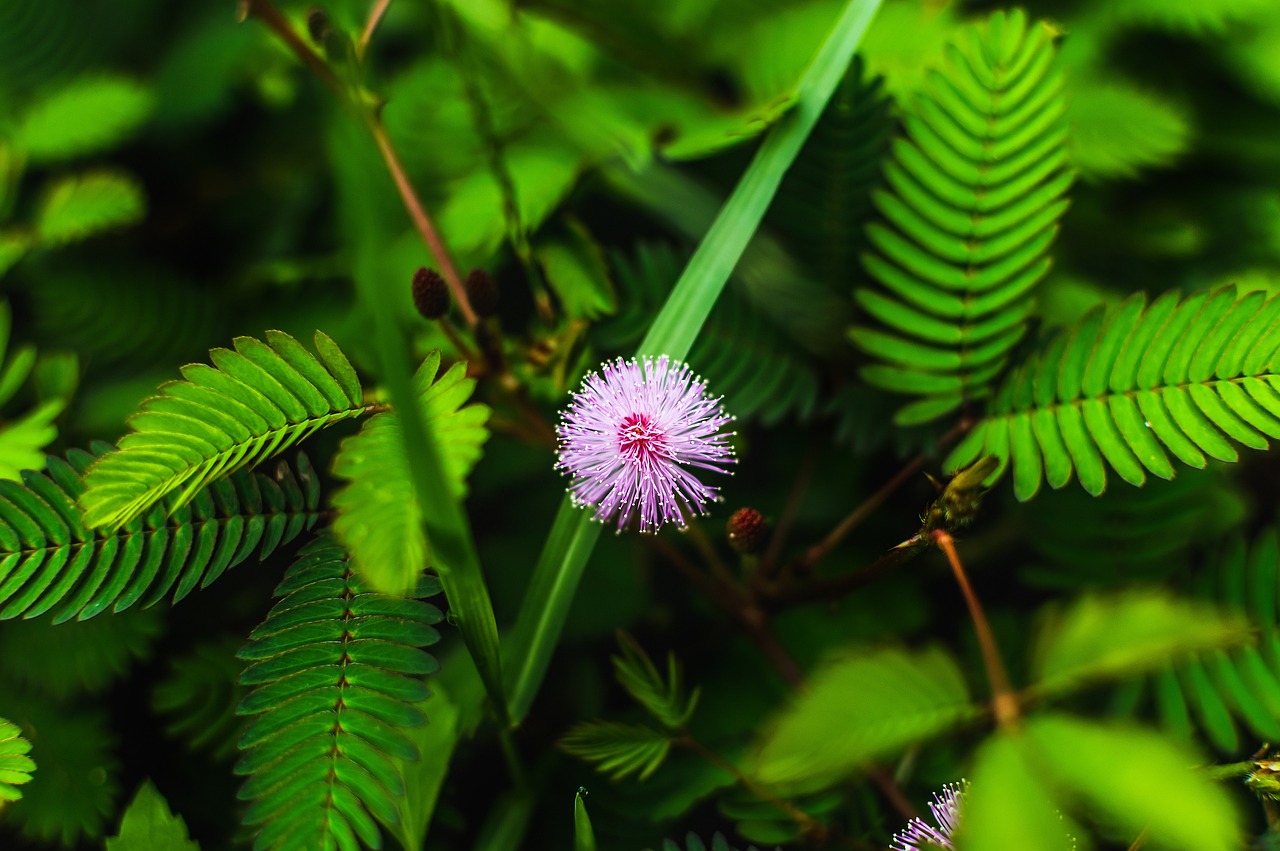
502;0;884;726
334;117;509;724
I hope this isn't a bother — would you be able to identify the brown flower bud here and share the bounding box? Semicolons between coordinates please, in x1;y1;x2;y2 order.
726;507;768;555
411;267;450;320
466;269;499;318
306;8;331;45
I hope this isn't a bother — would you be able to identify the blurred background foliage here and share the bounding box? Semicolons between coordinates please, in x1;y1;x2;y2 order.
6;0;1280;848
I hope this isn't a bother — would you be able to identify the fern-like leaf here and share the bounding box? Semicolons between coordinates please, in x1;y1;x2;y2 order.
0;607;162;697
0;716;35;808
0;448;320;623
235;536;443;851
653;833;758;851
599;244;819;424
80;330;364;530
559;721;673;781
1143;530;1280;754
330;351;489;594
105;780;201;851
35;170;146;246
612;632;699;730
851;9;1072;425
152;637;245;761
947;285;1280;500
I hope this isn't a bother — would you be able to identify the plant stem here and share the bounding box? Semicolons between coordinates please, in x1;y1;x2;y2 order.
757;441;820;583
367;119;478;325
767;546;917;608
932;529;1018;729
1126;828;1148;851
678;734;827;843
240;0;478;326
866;766;921;822
238;0;341;93
357;0;393;58
788;417;972;576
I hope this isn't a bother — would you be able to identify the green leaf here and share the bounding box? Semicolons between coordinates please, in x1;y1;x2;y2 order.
0;449;320;622
1027;714;1239;851
79;330;364;530
559;721;673;781
504;0;885;728
1110;0;1275;33
0;608;162;698
1067;78;1192;181
1032;590;1250;696
959;736;1077;851
0;231;29;278
851;9;1072;423
948;285;1280;499
0;716;34;807
380;689;461;851
151;638;245;762
0;399;62;480
574;788;596;851
105;780;201;851
35;171;146;245
235;536;444;851
536;225;617;320
17;76;154;163
612;631;700;730
752;646;977;788
331;352;490;595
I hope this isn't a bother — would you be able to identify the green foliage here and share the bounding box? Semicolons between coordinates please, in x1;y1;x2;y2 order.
234;536;443;851
16;76;153;164
151;637;245;761
752;646;977;788
381;689;460;851
560;722;673;781
0;608;161;697
0;449;319;622
0;695;119;846
330;351;489;595
770;59;895;292
1031;590;1249;697
0;717;34;808
961;738;1077;851
574;787;596;851
1108;0;1275;33
105;780;200;851
1142;529;1280;753
947;286;1280;499
79;330;362;530
0;300;62;480
850;9;1072;425
34;171;145;246
599;243;819;424
537;224;618;321
1066;78;1192;181
653;833;757;851
612;632;700;730
1025;714;1238;851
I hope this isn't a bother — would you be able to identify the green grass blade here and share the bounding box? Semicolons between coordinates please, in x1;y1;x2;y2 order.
333;118;508;724
502;0;884;726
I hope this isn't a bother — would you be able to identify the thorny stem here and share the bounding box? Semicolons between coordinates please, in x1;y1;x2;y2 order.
677;733;828;843
239;0;479;326
932;529;1019;729
789;417;972;577
357;0;393;58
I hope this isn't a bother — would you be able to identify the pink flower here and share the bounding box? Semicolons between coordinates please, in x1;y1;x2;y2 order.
555;356;735;533
891;782;966;851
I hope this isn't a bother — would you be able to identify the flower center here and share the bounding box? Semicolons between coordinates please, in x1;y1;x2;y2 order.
617;412;667;463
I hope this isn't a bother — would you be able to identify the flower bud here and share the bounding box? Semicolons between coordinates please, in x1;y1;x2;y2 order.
466;269;499;318
726;507;767;554
411;267;450;320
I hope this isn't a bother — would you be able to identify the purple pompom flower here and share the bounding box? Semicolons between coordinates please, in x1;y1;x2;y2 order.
890;782;966;851
555;355;735;533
